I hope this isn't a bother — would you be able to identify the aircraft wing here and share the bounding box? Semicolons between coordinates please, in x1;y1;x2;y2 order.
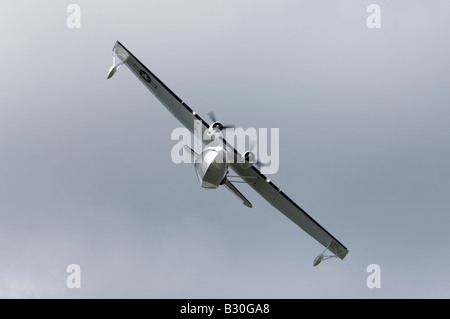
228;158;349;259
108;41;348;261
109;41;210;136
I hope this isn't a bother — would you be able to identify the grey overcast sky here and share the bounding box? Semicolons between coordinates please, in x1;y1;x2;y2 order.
1;1;449;298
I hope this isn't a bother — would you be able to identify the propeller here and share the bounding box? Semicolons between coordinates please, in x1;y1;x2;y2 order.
247;140;269;169
207;111;234;129
206;111;217;122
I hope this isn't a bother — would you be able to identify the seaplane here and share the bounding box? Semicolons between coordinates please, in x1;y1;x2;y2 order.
107;41;349;266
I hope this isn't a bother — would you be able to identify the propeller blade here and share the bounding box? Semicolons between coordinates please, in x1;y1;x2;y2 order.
249;139;256;152
207;111;235;130
207;111;216;123
256;160;269;168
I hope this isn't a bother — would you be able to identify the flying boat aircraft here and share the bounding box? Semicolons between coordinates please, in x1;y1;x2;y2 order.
107;41;348;266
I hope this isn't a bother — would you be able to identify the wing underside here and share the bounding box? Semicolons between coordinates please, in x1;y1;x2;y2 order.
108;41;348;260
110;41;210;136
228;162;348;259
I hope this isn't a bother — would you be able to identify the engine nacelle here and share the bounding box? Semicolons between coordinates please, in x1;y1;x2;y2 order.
241;151;256;169
208;121;224;136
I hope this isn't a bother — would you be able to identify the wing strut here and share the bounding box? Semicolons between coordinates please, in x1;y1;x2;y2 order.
313;242;348;266
223;180;253;208
107;46;130;79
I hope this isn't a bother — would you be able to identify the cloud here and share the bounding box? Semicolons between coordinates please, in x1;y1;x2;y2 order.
1;0;450;298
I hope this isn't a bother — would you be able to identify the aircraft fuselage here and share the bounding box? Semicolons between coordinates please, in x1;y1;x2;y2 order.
194;146;228;189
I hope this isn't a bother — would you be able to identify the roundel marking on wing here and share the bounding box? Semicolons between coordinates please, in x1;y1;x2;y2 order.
139;69;152;83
